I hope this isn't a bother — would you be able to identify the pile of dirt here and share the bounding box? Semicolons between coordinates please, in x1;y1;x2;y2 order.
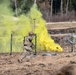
56;64;76;75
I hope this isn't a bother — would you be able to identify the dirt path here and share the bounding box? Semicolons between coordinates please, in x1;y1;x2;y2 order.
46;22;76;30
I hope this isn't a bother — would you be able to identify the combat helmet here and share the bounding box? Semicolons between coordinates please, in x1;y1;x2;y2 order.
28;31;35;36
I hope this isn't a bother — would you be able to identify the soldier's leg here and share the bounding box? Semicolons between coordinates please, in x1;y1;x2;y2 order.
24;46;34;57
23;47;34;60
18;46;33;62
21;50;28;61
20;51;34;62
25;46;32;52
20;46;31;60
18;50;28;62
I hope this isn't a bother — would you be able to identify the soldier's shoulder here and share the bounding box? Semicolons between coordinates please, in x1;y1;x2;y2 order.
25;35;30;38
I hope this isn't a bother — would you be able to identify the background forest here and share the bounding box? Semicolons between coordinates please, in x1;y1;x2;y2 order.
0;0;76;22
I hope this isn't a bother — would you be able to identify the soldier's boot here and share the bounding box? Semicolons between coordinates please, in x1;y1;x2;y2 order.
18;55;24;63
18;58;22;63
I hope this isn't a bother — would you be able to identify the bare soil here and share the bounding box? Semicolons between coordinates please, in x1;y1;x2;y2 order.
47;22;76;52
0;22;76;75
0;52;76;75
46;22;76;34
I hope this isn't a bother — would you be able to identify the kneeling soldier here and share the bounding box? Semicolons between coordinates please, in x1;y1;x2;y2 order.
18;32;35;62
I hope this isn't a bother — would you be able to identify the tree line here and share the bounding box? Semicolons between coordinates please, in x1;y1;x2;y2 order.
1;0;76;22
37;0;76;21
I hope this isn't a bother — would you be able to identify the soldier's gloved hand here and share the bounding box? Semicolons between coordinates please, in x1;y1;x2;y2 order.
32;43;35;49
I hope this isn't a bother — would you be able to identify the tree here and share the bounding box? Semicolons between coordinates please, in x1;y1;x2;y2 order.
11;0;34;15
66;0;69;15
60;0;63;16
14;0;18;17
51;0;53;17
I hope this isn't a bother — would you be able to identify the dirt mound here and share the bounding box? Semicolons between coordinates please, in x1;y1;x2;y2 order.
56;64;76;75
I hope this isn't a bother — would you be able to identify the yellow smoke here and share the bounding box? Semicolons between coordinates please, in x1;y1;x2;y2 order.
0;4;63;52
0;15;32;52
29;5;63;52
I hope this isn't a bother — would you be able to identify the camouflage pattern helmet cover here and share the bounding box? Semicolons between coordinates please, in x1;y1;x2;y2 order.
28;31;35;36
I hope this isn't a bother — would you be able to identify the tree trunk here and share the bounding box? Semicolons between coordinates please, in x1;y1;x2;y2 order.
14;0;18;17
50;0;53;17
69;0;72;11
34;0;36;5
66;0;69;15
60;0;63;16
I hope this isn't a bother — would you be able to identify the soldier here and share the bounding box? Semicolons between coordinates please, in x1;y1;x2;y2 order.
18;32;35;62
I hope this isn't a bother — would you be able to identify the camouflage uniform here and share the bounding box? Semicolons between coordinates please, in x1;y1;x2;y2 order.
18;32;35;62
